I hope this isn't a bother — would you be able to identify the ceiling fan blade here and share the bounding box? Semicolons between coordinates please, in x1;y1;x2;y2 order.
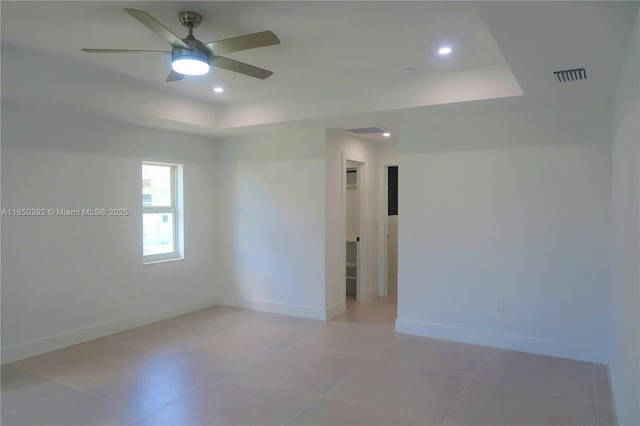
166;69;185;82
81;49;170;54
124;8;189;49
205;31;280;55
212;56;273;79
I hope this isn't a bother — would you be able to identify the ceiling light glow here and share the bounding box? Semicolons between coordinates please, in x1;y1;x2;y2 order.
213;87;224;93
382;132;391;137
171;47;210;76
172;58;209;75
438;46;453;56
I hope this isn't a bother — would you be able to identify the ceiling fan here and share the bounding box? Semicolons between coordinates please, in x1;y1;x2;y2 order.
82;8;280;82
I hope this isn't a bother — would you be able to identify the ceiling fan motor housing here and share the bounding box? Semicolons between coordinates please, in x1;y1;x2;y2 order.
171;44;210;68
171;13;211;76
173;12;210;64
82;8;279;80
172;33;211;61
178;11;202;29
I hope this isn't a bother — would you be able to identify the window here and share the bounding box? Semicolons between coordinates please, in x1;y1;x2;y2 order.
388;166;398;216
142;162;182;262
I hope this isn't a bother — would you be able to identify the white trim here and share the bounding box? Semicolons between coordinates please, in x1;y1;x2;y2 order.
1;299;217;364
143;248;180;263
379;163;398;297
340;152;348;308
175;164;185;258
219;295;327;321
342;156;367;303
142;162;182;263
395;317;606;364
378;163;387;297
142;256;185;265
326;302;346;319
356;161;367;302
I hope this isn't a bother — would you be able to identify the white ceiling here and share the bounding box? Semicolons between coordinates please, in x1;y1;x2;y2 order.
1;1;637;137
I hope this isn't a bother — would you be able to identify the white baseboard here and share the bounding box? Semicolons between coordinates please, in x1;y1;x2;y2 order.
395;317;605;364
326;302;346;319
1;299;217;364
219;295;326;321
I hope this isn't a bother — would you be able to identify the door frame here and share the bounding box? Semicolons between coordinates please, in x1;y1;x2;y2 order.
378;163;398;297
342;155;367;303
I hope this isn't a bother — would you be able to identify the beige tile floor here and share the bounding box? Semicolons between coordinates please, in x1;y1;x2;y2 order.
1;296;615;426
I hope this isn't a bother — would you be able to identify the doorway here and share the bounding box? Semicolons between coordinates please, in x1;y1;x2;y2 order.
330;152;397;326
336;162;397;325
386;166;398;299
345;161;363;303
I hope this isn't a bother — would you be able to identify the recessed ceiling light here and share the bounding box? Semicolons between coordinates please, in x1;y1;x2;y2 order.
213;86;224;93
438;46;452;56
382;132;391;138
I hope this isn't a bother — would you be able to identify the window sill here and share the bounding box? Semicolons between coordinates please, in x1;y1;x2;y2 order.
144;256;184;265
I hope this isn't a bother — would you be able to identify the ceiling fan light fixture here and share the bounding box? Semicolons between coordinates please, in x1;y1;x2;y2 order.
171;48;210;76
82;9;279;81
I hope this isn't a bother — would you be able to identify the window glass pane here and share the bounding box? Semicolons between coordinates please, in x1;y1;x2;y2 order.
142;165;172;207
388;166;398;216
143;213;175;256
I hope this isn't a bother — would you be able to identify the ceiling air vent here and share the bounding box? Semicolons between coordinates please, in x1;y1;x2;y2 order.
553;66;590;83
346;126;387;135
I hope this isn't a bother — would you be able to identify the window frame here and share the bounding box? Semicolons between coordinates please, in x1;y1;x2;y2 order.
142;162;182;263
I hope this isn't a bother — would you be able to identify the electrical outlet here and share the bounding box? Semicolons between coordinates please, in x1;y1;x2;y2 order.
497;298;505;312
260;273;267;284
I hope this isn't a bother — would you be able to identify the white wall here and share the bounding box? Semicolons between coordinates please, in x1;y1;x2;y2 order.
609;9;639;426
215;128;327;320
379;143;399;165
326;129;380;315
1;103;217;362
396;101;612;363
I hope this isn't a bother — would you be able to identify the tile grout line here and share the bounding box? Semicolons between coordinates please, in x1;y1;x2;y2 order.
450;353;599;405
8;306;602;426
14;363;182;422
371;348;487;382
279;393;325;426
296;335;397;363
311;351;420;424
0;386;75;417
320;393;419;425
467;373;599;406
321;349;385;395
440;347;486;425
3;365;122;414
42;375;123;407
1;376;125;420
